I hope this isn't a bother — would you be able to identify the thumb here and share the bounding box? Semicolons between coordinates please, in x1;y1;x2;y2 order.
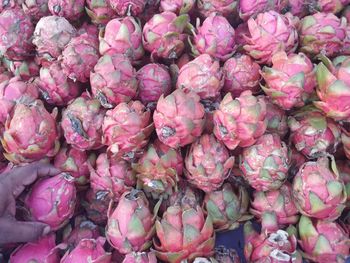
0;217;50;245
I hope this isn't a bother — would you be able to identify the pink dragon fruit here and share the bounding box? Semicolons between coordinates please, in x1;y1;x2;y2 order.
299;12;347;57
48;0;85;21
292;157;347;221
335;160;350;205
240;133;290;191
77;22;99;36
0;8;34;60
22;0;50;22
2;58;40;81
261;51;316;110
176;54;223;100
0;0;19;12
90;153;136;199
90;54;138;108
1;100;60;164
85;0;116;25
160;0;195;14
33;16;76;63
287;0;308;17
109;0;145;16
137;63;172;107
54;144;96;186
288;106;341;159
83;189;110;225
106;189;158;254
298;215;349;263
213;91;267;150
222;54;261;98
9;234;62;263
36;62;81;106
238;0;289;21
142;12;189;60
243;11;299;65
25;173;77;230
61;237;112;263
99;17;144;64
154;89;205;148
102;100;154;160
61;93;105;150
123;252;157;263
190;13;236;61
264;99;289;138
61;33;99;83
309;0;350;14
197;0;237;18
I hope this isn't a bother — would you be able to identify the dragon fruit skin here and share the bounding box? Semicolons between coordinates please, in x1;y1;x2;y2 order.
137;63;172;107
298;215;350;263
2;58;40;81
109;0;145;16
99;17;144;64
222;54;261;98
90;54;138;108
177;54;223;100
25;173;77;231
83;189;110;226
22;0;50;22
288;106;341;159
261;51;316;110
191;13;236;61
61;93;105;151
1;100;60;164
102;100;154;160
185;134;235;192
142;12;189;60
239;0;288;21
299;13;347;58
48;0;85;21
33;16;76;63
160;0;195;15
243;11;299;65
197;0;237;18
0;0;19;12
287;0;308;17
213;91;267;150
9;234;61;263
37;62;81;106
240;133;290;191
0;8;34;61
310;0;350;14
106;189;157;254
335;160;350;205
292;157;347;221
153;89;205;148
264;99;288;138
85;0;116;25
61;237;112;263
123;252;157;263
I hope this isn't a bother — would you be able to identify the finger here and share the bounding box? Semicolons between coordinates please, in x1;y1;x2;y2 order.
0;217;50;244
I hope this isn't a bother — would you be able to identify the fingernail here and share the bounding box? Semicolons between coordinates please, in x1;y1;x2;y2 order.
42;226;51;236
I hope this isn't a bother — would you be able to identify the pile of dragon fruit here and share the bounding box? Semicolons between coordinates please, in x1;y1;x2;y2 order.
1;0;350;262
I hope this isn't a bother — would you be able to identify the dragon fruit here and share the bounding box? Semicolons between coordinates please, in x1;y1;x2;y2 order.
264;99;288;138
222;54;261;98
33;16;76;63
22;0;50;22
48;0;85;21
90;54;138;108
309;0;350;14
25;173;77;230
287;0;308;17
190;13;236;61
99;17;144;64
240;133;290;191
106;189;158;254
185;134;235;192
0;8;34;60
243;11;299;65
2;58;40;81
109;0;145;16
298;215;350;263
36;62;81;106
83;189;110;225
9;234;62;263
288;106;341;159
213;91;267;150
299;12;347;58
197;0;237;18
90;153;136;199
85;0;116;25
137;63;172;107
54;144;96;186
292;157;347;220
250;182;299;227
153;89;205;148
238;0;288;21
261;51;316;110
335;160;350;205
314;56;350;121
0;0;19;12
142;12;189;60
204;183;250;231
102;100;154;160
154;187;215;262
61;93;105;150
1;100;60;164
61;33;99;83
61;237;112;263
160;0;195;14
177;54;223;100
132;139;183;198
123;252;157;263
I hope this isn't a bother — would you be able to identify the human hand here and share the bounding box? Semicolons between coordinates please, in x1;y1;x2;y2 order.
0;161;60;245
